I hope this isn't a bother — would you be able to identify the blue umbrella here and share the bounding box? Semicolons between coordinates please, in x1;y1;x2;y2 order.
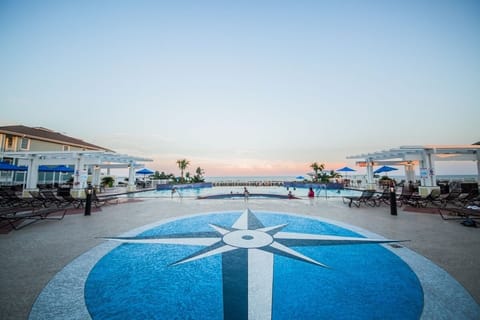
0;162;27;185
52;165;74;173
374;165;398;174
336;166;356;186
0;162;26;171
39;165;55;172
136;168;154;187
336;166;356;173
136;168;154;175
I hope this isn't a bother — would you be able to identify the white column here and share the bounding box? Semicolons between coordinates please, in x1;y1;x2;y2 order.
23;155;40;197
418;151;440;197
419;152;429;187
71;155;86;198
92;165;101;191
127;163;136;192
426;152;436;187
405;163;416;185
366;159;375;190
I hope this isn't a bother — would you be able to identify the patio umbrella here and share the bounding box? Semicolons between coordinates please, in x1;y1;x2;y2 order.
336;166;356;185
0;162;26;171
136;168;154;186
336;166;356;173
52;165;74;184
0;162;27;185
136;168;154;175
52;165;74;173
374;165;398;174
38;165;55;172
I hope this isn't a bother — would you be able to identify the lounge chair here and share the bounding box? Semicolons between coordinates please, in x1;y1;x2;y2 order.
29;191;51;207
0;206;67;230
40;190;71;207
436;189;463;208
91;191;119;207
372;189;391;207
395;188;413;207
342;190;376;207
438;205;480;221
1;189;40;207
59;193;85;208
455;191;480;207
407;189;441;208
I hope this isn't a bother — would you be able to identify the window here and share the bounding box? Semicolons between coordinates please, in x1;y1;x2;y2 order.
20;137;30;150
6;136;13;149
63;145;70;151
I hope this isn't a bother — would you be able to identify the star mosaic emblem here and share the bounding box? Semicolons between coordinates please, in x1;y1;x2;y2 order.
104;209;404;319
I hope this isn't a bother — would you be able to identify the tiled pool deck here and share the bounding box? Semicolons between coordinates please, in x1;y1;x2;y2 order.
1;196;479;319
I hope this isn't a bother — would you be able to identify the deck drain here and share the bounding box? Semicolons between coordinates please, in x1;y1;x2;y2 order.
389;243;403;248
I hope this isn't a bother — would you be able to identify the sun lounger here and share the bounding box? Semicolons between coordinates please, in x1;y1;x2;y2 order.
1;189;41;207
455;191;480;207
40;190;72;207
59;193;85;208
342;190;376;208
0;206;37;216
407;189;441;208
0;206;67;230
436;189;463;208
395;188;413;208
92;191;119;207
29;191;50;207
372;189;391;207
438;205;480;221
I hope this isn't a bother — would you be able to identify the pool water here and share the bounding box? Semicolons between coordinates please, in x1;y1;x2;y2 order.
127;186;362;199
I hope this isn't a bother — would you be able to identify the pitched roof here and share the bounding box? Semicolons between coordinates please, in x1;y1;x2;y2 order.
0;125;114;152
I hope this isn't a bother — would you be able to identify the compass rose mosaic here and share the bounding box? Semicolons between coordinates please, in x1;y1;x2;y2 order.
30;209;480;319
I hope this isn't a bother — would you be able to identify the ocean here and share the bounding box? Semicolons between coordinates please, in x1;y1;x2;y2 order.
204;175;479;183
205;176;297;183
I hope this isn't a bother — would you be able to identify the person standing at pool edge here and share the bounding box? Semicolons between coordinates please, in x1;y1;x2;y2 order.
244;187;249;201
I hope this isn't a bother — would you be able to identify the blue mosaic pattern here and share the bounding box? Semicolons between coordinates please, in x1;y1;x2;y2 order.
85;211;423;319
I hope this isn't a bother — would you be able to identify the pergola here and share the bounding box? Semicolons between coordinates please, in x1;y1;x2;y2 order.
1;151;153;197
347;145;480;195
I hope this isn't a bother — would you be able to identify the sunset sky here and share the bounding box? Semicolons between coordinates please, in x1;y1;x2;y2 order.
1;1;479;177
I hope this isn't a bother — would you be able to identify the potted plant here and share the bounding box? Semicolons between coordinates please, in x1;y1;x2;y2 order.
101;176;115;188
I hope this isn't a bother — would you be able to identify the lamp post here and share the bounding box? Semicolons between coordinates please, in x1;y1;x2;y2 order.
85;184;93;216
389;185;397;216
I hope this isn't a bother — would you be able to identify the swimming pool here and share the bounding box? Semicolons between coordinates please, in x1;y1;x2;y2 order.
125;186;362;199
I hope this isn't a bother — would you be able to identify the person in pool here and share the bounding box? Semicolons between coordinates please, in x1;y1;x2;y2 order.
308;187;315;198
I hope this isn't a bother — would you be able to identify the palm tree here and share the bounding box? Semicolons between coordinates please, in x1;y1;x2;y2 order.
329;170;341;179
176;159;190;182
310;162;325;181
193;167;205;183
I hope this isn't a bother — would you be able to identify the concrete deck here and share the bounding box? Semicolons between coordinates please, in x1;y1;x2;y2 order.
1;197;479;319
